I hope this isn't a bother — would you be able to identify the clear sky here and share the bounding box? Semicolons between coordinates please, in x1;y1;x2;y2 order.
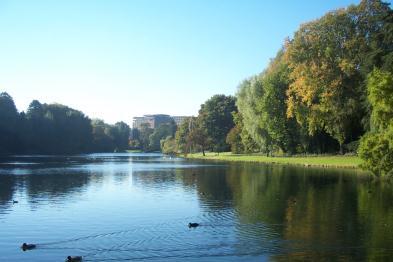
0;0;373;124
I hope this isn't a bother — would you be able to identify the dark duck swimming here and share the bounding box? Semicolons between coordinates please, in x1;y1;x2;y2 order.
188;222;199;228
66;256;83;262
21;243;36;251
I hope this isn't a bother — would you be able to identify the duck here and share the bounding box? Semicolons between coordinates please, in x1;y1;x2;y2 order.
188;222;199;228
21;243;36;251
13;200;18;204
66;256;83;262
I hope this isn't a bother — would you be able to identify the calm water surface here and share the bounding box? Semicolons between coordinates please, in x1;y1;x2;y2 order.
0;153;392;261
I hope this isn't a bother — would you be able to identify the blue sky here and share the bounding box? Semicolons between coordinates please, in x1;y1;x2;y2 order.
0;0;374;124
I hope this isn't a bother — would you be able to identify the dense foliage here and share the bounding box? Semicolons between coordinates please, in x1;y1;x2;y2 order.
172;0;392;176
232;0;393;176
171;95;236;155
130;120;177;152
358;69;393;176
285;0;392;152
198;95;237;153
0;93;130;154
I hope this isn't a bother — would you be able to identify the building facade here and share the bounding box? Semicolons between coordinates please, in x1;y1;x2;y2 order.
132;114;191;130
171;116;190;126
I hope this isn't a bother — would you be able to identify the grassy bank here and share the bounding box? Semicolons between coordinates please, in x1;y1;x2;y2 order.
126;149;143;153
185;152;363;169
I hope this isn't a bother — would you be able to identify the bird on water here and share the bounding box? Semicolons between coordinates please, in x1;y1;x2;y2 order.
188;222;199;228
21;243;36;251
66;256;83;262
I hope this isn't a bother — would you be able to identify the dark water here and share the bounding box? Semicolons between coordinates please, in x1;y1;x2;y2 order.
0;153;392;261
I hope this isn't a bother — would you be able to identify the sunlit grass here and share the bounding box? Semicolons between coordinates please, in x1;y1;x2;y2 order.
185;152;363;169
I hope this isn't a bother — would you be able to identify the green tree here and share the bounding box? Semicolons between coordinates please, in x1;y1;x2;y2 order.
160;136;177;155
91;119;114;152
113;121;131;151
24;102;93;153
199;94;237;153
367;69;393;131
359;69;393;176
175;117;194;154
358;128;393;176
129;128;141;150
188;120;211;156
0;92;21;153
148;121;176;151
236;60;302;155
233;112;258;153
236;77;270;152
259;50;303;154
138;123;154;152
226;126;243;154
285;0;392;152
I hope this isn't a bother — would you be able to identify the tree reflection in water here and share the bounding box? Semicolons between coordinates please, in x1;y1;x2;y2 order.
0;154;392;261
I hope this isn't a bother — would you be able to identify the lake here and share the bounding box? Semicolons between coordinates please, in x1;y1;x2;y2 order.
0;153;392;261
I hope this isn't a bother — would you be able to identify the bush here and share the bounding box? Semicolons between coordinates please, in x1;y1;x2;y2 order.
160;136;177;155
358;126;393;176
226;126;244;154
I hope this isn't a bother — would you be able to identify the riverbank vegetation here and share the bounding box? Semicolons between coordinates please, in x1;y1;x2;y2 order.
187;152;362;169
162;0;393;176
0;93;130;154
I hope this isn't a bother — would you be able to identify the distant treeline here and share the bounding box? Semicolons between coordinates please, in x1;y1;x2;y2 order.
159;0;393;177
0;94;130;154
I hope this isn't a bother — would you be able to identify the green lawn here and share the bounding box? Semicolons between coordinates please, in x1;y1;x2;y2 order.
126;149;143;153
185;152;363;169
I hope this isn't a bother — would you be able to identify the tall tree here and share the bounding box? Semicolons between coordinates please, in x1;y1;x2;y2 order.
236;77;270;152
259;49;302;154
91;119;114;152
0;92;21;153
149;120;176;151
113;121;131;151
226;112;244;154
160;136;177;155
285;0;392;152
175;117;194;154
198;94;237;153
188;118;211;156
138;123;154;152
359;69;393;176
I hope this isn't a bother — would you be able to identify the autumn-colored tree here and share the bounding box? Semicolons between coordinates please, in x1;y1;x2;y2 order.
285;0;392;152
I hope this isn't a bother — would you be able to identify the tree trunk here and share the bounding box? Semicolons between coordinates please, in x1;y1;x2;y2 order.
202;148;205;156
339;143;343;155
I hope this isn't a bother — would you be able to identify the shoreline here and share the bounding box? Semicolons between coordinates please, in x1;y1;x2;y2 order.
185;152;363;170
